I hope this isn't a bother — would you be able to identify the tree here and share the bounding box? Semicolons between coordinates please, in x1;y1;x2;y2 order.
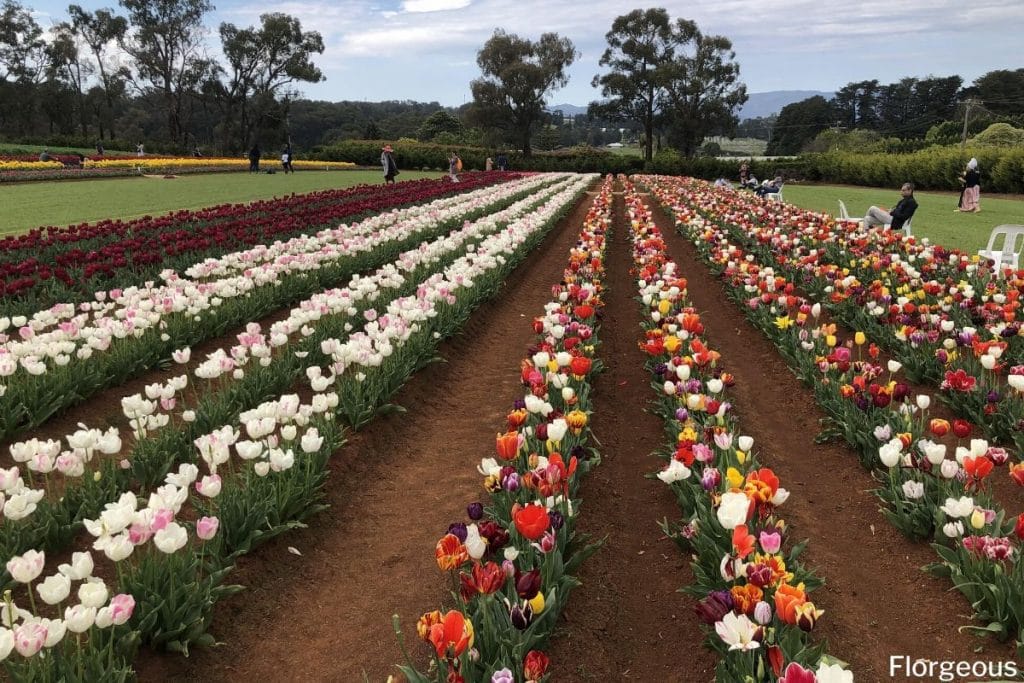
660;22;747;157
67;5;129;140
47;26;92;136
416;110;462;142
363;120;381;139
120;0;215;146
766;95;832;155
0;0;47;135
214;13;324;151
966;69;1024;117
590;8;678;162
832;80;880;129
467;29;578;156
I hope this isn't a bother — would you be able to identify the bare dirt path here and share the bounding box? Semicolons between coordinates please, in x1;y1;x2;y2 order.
544;189;717;681
643;193;1019;679
135;190;610;681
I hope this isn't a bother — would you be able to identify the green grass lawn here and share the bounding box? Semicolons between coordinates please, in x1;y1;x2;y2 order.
0;170;443;234
782;183;1024;254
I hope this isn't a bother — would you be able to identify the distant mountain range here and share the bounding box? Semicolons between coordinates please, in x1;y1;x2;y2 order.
547;90;834;122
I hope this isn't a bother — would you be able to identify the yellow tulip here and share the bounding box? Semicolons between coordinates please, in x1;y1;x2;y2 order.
854;331;866;346
528;591;546;614
725;467;744;488
658;299;672;315
735;450;747;465
664;336;681;353
826;335;837;347
970;508;986;530
774;316;793;330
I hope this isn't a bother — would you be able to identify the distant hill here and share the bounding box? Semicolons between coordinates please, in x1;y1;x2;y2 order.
738;91;834;120
547;103;588;117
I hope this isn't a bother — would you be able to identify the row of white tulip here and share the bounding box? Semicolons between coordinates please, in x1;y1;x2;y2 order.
182;174;563;280
0;175;585;573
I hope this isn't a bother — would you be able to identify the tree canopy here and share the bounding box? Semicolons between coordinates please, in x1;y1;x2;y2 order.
467;29;578;156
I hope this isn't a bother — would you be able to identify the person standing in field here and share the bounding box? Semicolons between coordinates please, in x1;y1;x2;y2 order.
248;143;261;173
957;157;981;213
381;144;398;184
281;143;294;174
136;142;144;157
485;156;493;171
448;152;461;182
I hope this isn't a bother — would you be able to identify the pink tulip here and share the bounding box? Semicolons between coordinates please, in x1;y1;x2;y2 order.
151;508;174;532
759;531;782;554
196;516;219;541
109;594;136;625
13;622;47;657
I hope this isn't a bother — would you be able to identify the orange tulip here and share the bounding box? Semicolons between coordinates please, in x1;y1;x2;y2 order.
730;583;764;615
773;582;807;625
428;609;474;658
435;534;468;571
928;419;950;438
963;456;994;485
732;524;756;560
496;431;521;460
1010;462;1024;487
507;408;529;430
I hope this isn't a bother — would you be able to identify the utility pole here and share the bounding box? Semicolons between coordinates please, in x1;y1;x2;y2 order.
960;98;977;152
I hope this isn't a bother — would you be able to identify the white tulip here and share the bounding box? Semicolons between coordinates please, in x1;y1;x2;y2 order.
153;523;188;554
36;573;71;605
77;579;108;609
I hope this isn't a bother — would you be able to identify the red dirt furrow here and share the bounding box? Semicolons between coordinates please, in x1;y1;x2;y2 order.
643;193;1019;679
134;188;605;681
544;188;716;680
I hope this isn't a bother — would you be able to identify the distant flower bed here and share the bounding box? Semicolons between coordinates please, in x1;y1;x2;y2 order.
0;158;357;183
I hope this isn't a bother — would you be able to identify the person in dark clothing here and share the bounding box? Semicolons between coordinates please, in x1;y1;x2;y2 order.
495;152;508;171
957;157;981;212
864;182;918;231
95;141;104;156
248;144;261;173
380;144;398;184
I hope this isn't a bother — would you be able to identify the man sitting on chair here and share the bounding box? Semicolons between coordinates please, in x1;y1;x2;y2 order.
863;182;918;231
755;175;783;197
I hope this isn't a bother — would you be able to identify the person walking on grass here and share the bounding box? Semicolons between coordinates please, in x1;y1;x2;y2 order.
448;152;461;182
957;157;981;213
381;144;398;184
863;182;918;231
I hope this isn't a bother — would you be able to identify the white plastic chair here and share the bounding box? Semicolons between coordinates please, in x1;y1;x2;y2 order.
977;225;1024;276
884;216;913;236
836;200;862;226
765;183;784;202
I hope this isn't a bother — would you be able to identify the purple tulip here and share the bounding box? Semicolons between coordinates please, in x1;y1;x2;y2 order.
466;502;484;520
694;591;733;625
675;408;689;421
548;510;564;530
509;600;533;629
447;523;468;543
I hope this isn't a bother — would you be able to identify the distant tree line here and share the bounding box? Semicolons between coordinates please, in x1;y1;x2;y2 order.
0;0;324;153
764;70;1024;155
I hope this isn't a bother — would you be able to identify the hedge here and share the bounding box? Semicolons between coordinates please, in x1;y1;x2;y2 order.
648;147;1024;194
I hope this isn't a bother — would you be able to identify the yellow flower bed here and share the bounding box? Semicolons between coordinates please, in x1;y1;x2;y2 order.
83;157;356;170
0;160;65;171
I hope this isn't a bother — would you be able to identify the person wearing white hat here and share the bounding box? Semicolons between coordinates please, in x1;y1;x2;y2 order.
957;158;981;213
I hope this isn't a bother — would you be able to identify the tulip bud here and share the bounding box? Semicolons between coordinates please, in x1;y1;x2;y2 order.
754;601;773;625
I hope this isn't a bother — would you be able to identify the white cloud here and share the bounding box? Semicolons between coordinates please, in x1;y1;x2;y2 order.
402;0;473;12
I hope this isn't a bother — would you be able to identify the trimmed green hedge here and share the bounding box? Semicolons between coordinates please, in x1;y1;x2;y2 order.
313;139;646;175
649;147;1024;194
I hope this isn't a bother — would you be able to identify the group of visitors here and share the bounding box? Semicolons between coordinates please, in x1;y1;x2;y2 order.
379;146;511;184
247;143;294;174
730;156;986;233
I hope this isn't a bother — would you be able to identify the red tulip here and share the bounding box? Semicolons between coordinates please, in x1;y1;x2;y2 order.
513;505;550;541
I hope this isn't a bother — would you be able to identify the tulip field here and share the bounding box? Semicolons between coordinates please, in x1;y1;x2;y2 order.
0;169;1022;682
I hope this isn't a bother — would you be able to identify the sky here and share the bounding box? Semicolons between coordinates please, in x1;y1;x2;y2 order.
27;0;1023;108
